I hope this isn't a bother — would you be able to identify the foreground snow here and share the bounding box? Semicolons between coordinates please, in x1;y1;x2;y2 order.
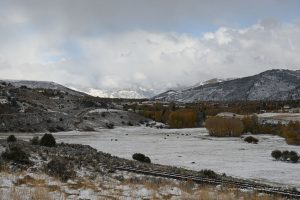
50;127;300;189
3;127;300;189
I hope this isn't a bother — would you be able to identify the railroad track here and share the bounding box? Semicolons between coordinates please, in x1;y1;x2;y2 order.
109;164;300;199
47;153;300;199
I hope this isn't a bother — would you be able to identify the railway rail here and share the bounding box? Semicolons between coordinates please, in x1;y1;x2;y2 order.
47;152;300;199
109;164;300;199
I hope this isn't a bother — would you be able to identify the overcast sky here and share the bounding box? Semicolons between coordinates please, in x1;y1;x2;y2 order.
0;0;300;90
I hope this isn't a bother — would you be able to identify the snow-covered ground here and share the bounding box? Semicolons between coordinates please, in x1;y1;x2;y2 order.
258;113;300;121
3;127;300;188
54;127;300;188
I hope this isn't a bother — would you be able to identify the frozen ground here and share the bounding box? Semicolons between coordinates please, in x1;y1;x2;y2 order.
2;127;300;189
257;112;300;124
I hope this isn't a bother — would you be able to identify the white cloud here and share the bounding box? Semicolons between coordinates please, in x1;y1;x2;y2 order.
0;20;300;91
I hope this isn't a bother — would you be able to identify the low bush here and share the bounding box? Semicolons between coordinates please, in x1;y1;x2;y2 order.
55;126;65;131
30;136;39;145
290;154;299;163
244;136;259;144
143;156;151;163
46;158;74;181
132;153;145;161
82;126;95;131
39;133;56;147
1;145;30;164
7;135;17;143
48;127;57;132
289;151;299;163
0;157;3;171
200;169;217;178
282;150;290;161
205;116;244;137
271;150;299;163
132;153;151;163
127;121;133;126
289;151;298;157
271;150;282;160
106;122;114;129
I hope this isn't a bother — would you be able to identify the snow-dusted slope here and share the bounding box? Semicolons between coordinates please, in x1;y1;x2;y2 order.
77;87;157;99
2;80;85;96
153;69;300;102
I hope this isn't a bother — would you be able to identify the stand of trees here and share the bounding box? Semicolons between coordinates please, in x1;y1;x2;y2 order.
205;116;244;137
205;115;300;145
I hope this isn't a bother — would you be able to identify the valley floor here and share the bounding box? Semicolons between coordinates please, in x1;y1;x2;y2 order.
2;127;300;189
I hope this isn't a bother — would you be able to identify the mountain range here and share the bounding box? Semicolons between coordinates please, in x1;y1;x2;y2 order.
153;69;300;102
5;69;300;101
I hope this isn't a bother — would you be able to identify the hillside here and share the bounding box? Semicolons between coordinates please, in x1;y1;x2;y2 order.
153;69;300;102
0;80;148;132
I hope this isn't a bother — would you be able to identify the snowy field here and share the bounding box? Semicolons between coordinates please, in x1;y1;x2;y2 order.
2;127;300;188
257;112;300;123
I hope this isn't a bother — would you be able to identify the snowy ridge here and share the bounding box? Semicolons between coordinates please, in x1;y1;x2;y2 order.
76;86;157;99
1;80;85;96
153;69;300;102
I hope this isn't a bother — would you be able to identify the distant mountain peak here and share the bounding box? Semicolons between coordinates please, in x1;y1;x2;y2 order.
153;69;300;102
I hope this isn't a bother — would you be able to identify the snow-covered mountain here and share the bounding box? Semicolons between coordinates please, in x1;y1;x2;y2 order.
185;78;235;90
85;87;157;99
153;69;300;102
2;80;157;99
2;80;85;96
66;84;158;99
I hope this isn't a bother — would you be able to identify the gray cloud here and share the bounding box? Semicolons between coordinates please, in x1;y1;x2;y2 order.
0;1;300;91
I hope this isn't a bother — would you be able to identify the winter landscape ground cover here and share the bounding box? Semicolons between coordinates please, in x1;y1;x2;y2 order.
2;126;299;189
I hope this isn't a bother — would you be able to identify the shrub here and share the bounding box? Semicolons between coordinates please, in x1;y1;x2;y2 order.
127;121;133;126
205;116;244;137
48;127;57;132
106;122;114;129
289;151;298;157
47;158;74;181
132;153;145;162
289;153;299;163
132;153;151;163
55;126;65;131
7;135;17;143
289;151;299;163
1;145;30;164
200;169;217;178
144;156;151;163
244;136;259;144
39;133;56;147
30;136;39;145
282;150;289;161
281;121;300;145
0;157;3;171
82;126;95;131
271;150;282;160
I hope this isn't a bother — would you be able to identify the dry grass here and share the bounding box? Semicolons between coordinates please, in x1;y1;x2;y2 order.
120;175;284;200
0;171;286;200
194;186;283;200
15;175;46;186
31;187;53;200
68;177;99;191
